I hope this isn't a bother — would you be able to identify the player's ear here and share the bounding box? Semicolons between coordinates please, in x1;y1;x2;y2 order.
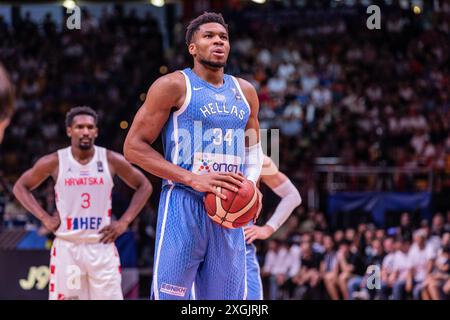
188;43;197;56
0;118;10;143
66;127;72;138
94;127;98;138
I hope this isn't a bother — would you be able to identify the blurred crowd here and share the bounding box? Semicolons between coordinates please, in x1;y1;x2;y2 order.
261;210;450;300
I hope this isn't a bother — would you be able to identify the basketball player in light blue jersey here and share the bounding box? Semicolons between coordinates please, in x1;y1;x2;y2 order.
244;156;302;300
124;12;263;300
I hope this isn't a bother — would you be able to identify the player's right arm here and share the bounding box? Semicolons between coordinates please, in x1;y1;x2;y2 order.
124;72;244;199
12;153;60;232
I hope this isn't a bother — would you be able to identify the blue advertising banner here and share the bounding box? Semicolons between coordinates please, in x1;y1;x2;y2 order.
327;192;432;227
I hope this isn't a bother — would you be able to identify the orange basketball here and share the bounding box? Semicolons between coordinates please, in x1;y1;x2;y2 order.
204;178;260;229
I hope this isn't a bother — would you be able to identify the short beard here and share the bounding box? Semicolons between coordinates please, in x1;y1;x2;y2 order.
199;58;226;69
79;143;92;150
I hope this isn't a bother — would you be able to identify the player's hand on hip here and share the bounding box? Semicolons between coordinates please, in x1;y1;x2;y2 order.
99;220;128;244
190;172;244;200
42;212;61;233
243;224;275;244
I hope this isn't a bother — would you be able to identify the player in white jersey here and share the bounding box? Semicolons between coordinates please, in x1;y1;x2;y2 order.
244;155;302;299
0;62;15;144
13;106;152;300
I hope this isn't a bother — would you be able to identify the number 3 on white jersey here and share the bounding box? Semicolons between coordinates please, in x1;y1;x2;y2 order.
81;193;91;209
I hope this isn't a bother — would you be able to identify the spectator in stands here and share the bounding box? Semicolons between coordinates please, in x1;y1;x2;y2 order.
421;232;450;300
324;239;365;300
262;239;279;278
3;197;28;228
445;211;450;232
379;236;397;299
299;210;317;234
409;229;434;299
273;214;300;240
321;234;339;299
443;272;450;299
268;240;292;300
312;228;325;254
427;213;446;256
399;212;414;240
391;237;412;300
351;238;385;300
292;236;323;299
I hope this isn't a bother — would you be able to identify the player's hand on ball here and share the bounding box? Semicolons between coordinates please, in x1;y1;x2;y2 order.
243;224;275;244
99;220;128;243
190;172;244;199
42;212;61;233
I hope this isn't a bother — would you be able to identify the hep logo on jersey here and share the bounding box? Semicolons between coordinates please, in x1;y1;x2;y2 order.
66;217;102;230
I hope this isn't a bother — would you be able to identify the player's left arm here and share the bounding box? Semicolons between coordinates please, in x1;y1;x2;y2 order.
238;78;264;184
238;78;264;223
244;158;302;244
99;150;153;243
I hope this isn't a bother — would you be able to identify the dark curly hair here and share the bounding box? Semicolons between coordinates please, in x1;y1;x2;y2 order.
65;106;98;128
185;12;228;46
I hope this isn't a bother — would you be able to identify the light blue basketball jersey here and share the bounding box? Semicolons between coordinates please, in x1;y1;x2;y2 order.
151;69;252;300
161;68;251;188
